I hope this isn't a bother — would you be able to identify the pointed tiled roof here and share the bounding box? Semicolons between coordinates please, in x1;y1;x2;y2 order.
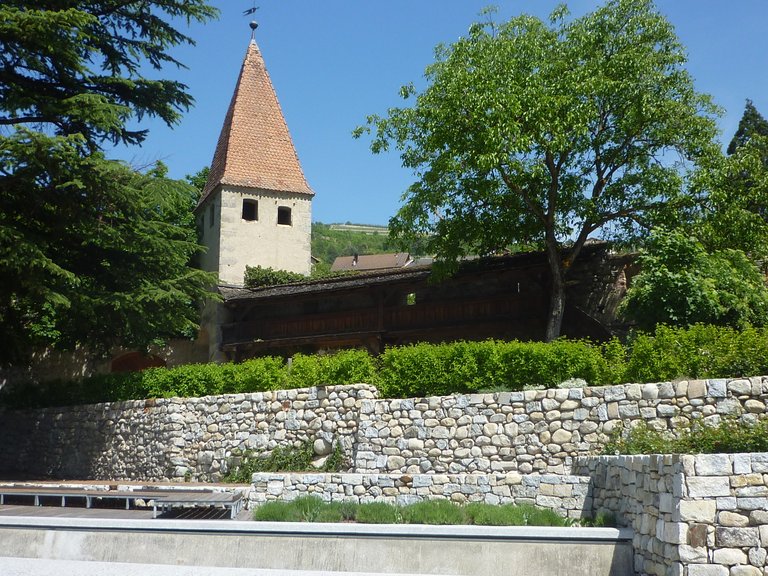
199;40;313;205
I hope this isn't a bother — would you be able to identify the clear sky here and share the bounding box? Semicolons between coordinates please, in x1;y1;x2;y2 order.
115;0;768;226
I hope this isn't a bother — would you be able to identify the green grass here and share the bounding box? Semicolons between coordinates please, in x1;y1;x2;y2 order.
251;496;574;526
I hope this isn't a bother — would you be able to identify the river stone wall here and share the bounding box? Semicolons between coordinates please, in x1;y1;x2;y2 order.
576;453;768;576
249;471;591;519
356;377;768;476
0;385;376;481
0;377;767;481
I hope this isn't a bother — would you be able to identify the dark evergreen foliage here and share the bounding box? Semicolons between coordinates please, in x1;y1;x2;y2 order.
0;2;219;365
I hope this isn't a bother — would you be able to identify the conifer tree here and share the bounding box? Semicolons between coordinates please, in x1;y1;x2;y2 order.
0;2;218;366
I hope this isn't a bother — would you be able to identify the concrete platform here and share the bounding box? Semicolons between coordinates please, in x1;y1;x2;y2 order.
0;515;634;576
1;558;449;576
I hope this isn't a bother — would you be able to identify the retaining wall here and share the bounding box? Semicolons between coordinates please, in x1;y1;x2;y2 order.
575;453;768;576
250;471;591;519
1;377;766;482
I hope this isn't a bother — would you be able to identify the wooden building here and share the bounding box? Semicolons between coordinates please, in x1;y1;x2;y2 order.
218;242;634;361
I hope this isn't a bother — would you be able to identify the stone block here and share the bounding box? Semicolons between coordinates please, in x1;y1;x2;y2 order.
751;454;768;474
707;379;728;398
678;545;708;563
688;523;710;547
717;398;744;416
712;548;748;565
719;511;750;527
748;546;767;567
687;565;728;576
729;566;762;576
737;498;768;510
688;477;732;498
663;521;688;544
751;510;768;524
687;379;707;398
696;454;733;476
680;500;717;523
716;527;760;547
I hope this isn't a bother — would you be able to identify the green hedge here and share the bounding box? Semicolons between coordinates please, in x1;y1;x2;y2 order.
3;324;768;408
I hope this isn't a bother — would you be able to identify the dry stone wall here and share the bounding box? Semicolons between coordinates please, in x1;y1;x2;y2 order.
357;378;768;476
250;471;591;519
577;453;768;576
0;385;376;481
0;377;767;482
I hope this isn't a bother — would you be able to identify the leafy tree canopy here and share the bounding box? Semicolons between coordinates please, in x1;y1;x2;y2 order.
692;135;768;260
621;229;768;331
0;1;218;366
356;0;719;340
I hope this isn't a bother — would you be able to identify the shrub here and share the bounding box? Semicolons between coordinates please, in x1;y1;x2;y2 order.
354;502;403;524
623;324;768;383
401;499;466;525
604;418;768;455
377;339;608;398
244;266;306;288
464;503;570;526
223;438;347;482
620;229;768;330
251;498;572;526
286;349;377;389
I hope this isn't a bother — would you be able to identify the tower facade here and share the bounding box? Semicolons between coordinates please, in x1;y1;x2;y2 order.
196;40;314;286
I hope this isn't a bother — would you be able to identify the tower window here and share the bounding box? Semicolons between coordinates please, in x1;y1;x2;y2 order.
242;199;258;221
277;206;292;226
208;204;214;228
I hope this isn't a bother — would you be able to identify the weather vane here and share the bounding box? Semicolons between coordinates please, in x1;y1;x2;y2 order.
243;2;259;39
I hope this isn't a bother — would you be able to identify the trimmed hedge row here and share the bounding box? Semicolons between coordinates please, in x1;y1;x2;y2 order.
3;324;768;408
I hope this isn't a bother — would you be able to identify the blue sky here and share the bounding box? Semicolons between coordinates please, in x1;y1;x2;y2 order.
115;1;768;226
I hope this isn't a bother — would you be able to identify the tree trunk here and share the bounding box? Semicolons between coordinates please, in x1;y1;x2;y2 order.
544;242;566;342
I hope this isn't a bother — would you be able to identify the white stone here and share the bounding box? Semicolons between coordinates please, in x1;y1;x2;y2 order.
696;454;733;476
688;477;732;498
687;565;728;576
712;548;747;565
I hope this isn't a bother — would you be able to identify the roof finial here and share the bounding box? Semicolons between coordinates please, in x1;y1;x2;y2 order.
243;3;259;40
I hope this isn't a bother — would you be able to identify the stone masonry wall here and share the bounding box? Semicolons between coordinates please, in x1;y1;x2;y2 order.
356;377;768;476
249;472;591;519
576;454;768;576
0;377;767;482
0;385;376;481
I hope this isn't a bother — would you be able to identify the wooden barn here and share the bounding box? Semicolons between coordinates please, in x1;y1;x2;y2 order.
218;242;634;361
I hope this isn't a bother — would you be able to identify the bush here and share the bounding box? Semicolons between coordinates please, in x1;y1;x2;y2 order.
287;349;377;389
401;499;466;525
244;266;306;288
5;324;768;409
623;324;768;383
223;438;347;482
377;339;608;398
251;498;572;526
604;418;768;455
621;229;768;330
354;502;403;524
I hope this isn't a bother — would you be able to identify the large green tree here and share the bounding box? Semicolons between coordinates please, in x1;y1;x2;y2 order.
356;0;719;340
0;2;218;366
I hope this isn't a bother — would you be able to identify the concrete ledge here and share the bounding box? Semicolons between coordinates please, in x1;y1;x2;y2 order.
0;557;448;576
0;516;633;576
0;515;632;542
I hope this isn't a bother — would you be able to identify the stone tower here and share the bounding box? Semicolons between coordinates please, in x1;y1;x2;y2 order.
196;39;314;286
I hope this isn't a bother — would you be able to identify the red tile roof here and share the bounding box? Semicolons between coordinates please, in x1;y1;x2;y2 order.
331;253;413;272
199;40;313;206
